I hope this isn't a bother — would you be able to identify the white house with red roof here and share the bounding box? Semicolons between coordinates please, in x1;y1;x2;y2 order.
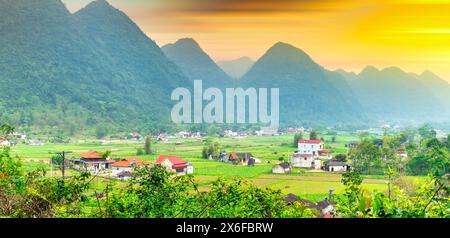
72;150;114;173
111;158;151;177
297;139;325;157
156;155;193;175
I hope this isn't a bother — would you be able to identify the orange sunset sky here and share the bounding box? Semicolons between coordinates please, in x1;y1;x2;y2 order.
62;0;450;81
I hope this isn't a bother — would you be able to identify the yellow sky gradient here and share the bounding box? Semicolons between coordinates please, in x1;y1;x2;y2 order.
62;0;450;81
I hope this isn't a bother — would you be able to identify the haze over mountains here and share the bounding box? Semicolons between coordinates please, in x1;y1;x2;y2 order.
0;0;449;134
241;42;366;126
217;57;255;79
162;38;233;88
337;67;450;123
0;0;190;133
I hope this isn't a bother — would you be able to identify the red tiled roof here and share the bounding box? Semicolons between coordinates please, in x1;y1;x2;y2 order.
156;155;187;166
230;153;239;160
319;149;332;154
112;158;151;168
173;163;188;169
298;139;323;144
81;150;103;159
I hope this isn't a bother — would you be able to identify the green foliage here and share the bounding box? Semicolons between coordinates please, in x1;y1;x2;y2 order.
144;136;152;155
335;154;347;162
446;134;450;150
101;166;317;218
293;132;303;147
336;172;450;218
407;138;450;176
95;125;108;139
1;146;91;217
418;124;437;139
309;130;318;140
136;148;144;156
202;138;221;159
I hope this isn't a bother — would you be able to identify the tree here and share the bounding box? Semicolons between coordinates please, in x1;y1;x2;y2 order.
95;125;108;139
202;138;221;159
136;148;144;156
293;132;303;147
418;124;436;139
145;136;152;155
0;122;14;137
338;170;363;216
309;130;318;140
446;134;450;150
349;138;382;174
335;154;347;162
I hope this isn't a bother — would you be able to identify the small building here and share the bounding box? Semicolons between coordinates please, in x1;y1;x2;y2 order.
117;171;134;181
346;141;358;148
129;132;142;140
397;148;408;159
256;129;279;136
156;155;193;175
111;158;151;177
290;154;322;169
157;134;169;142
229;153;254;165
28;139;44;146
318;149;332;159
323;161;349;172
0;137;11;147
272;162;291;174
297;139;324;157
175;131;191;139
313;198;336;216
74;151;113;173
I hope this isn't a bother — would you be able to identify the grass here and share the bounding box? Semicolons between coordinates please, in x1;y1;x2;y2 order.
11;132;398;201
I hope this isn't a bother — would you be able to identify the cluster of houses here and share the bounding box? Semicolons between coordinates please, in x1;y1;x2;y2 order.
217;152;263;165
70;151;194;180
272;139;350;174
0;135;44;147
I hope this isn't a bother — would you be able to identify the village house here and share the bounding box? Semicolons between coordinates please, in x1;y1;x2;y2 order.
346;141;358;148
28;139;44;146
297;139;324;157
283;193;336;217
156;155;194;176
175;131;191;139
229;153;255;165
128;132;142;140
255;129;279;137
272;162;291;174
72;151;113;173
116;171;134;181
397;148;408;159
0;137;11;147
11;132;27;140
221;130;238;137
111;158;151;177
290;153;322;169
323;161;349;172
318;149;332;159
157;134;169;142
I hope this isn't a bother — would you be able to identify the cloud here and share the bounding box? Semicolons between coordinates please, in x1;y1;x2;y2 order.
163;0;348;15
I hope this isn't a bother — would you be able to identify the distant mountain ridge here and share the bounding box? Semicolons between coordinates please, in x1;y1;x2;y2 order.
217;57;255;79
162;38;233;88
337;66;450;122
241;42;366;126
0;0;190;133
0;0;449;134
